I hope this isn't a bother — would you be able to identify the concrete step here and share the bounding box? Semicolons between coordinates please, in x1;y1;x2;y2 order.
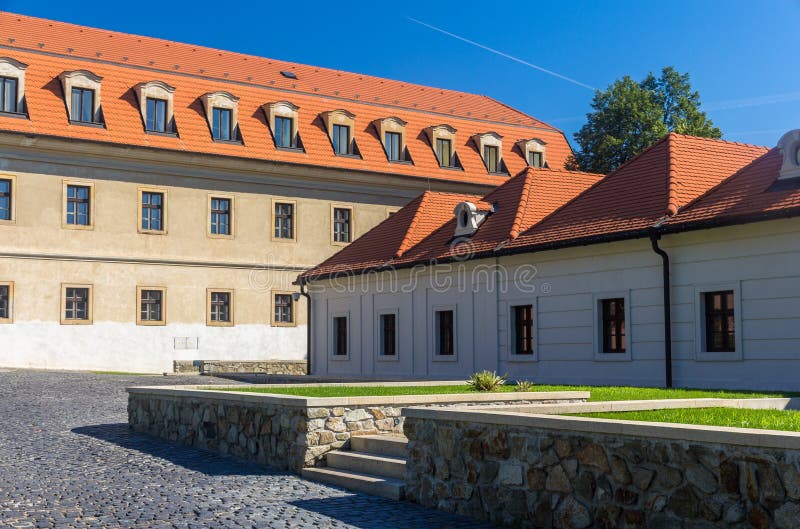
301;467;405;500
350;435;408;458
327;450;406;480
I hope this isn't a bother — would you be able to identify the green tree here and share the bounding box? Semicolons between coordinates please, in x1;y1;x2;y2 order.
569;67;721;174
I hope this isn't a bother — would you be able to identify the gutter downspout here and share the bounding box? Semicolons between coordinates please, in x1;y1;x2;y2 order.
297;282;312;375
649;231;673;388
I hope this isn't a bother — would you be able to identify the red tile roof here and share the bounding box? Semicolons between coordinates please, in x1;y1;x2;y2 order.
300;133;794;282
0;12;573;187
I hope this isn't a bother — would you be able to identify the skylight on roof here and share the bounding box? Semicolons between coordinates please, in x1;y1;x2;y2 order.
280;71;297;79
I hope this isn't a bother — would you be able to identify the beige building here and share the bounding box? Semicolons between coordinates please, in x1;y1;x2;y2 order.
0;12;574;373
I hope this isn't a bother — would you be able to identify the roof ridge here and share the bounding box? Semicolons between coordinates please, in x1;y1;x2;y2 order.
666;133;680;216
396;192;432;258
667;131;769;151
480;95;560;132
509;170;536;239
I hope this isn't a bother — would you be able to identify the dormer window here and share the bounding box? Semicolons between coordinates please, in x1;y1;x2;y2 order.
135;81;176;134
453;201;489;237
60;70;103;125
201;92;240;143
517;138;547;168
0;57;27;116
374;117;411;163
322;110;359;157
777;129;800;181
426;125;460;169
263;101;302;150
474;132;506;174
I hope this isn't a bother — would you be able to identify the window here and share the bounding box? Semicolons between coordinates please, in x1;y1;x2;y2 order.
485;145;499;173
705;291;735;352
333;207;351;243
65;185;91;227
0;282;12;323
436;138;453;167
0;76;18;113
379;313;397;356
207;289;233;326
0;178;11;221
209;197;232;237
137;287;165;326
273;293;293;325
140;191;164;233
600;298;626;353
274;202;294;240
333;316;348;356
529;151;544;168
61;285;92;324
435;310;455;356
512;305;534;355
70;87;95;123
332;124;351;155
385;131;401;161
145;97;168;133
212;107;232;141
274;116;294;148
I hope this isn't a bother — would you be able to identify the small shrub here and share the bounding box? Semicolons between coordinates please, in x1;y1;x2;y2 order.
515;380;535;392
466;370;507;392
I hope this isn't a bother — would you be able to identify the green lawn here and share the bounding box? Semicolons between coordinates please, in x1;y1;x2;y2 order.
210;384;789;401
572;407;800;432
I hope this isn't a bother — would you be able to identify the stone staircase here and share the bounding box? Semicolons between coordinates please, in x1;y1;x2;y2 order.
301;435;408;500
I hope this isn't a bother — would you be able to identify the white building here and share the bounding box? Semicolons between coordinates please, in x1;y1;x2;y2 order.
299;131;800;391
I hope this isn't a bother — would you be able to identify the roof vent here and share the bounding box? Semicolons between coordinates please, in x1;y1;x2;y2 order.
280;70;297;79
453;201;489;237
778;129;800;180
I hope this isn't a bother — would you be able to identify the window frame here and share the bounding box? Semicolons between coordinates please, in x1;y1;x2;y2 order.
207;194;234;239
331;205;354;246
271;290;296;327
206;288;234;327
62;180;95;230
145;96;169;133
509;302;536;359
0;174;16;225
0;76;19;114
431;305;458;361
529;151;544;168
137;187;168;235
436;138;453;168
695;283;743;361
136;286;166;326
271;199;297;242
384;131;402;162
273;115;294;149
484;144;500;173
592;291;632;361
332;124;352;155
375;309;399;361
60;283;93;325
211;106;234;142
70;86;96;124
0;281;13;324
330;312;350;360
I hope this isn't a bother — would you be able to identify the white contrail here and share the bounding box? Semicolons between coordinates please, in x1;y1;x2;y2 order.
407;17;596;91
705;91;800;111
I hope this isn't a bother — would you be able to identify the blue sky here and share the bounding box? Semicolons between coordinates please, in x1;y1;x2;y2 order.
5;0;799;148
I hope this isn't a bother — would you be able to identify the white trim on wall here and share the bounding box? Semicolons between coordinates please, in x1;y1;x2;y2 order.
694;282;743;362
592;290;633;362
430;304;458;362
375;308;400;363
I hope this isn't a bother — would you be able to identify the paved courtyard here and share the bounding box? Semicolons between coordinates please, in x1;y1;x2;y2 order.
0;370;494;529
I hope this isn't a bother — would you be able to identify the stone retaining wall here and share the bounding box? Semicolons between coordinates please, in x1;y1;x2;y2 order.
172;360;307;375
403;409;800;529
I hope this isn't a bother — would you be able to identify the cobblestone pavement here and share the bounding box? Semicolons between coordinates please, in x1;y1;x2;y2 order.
0;370;494;529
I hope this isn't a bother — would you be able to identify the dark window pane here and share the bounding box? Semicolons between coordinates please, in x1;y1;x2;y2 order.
274;203;294;239
485;145;499;172
333;208;351;242
210;197;231;235
436;310;454;355
0;178;11;221
513;305;534;355
66;185;91;226
210;292;231;322
274;294;293;323
140;289;163;322
71;87;96;123
0;77;18;113
146;98;168;133
141;192;164;231
275;116;293;148
705;291;735;352
436;138;452;167
385;132;401;161
212;108;232;140
333;124;350;154
334;316;348;356
380;313;396;356
64;287;89;320
601;298;626;353
529;151;544;167
0;285;9;319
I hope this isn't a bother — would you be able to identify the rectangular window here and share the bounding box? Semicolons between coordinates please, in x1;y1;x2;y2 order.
274;294;293;324
66;185;91;226
208;290;232;325
380;313;397;356
0;76;18;113
332;124;350;155
385;131;401;161
138;288;165;325
141;191;164;232
62;286;91;324
529;151;544;168
71;87;95;123
484;145;499;173
0;283;12;322
209;197;231;236
145;97;168;133
333;207;351;243
274;116;293;148
435;310;455;356
274;202;294;239
333;316;348;356
212;107;232;141
436;138;453;167
0;178;11;221
512;305;534;355
705;290;735;352
601;298;626;353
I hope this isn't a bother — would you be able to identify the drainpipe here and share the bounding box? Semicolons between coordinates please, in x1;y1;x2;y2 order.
295;283;312;376
649;232;673;388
